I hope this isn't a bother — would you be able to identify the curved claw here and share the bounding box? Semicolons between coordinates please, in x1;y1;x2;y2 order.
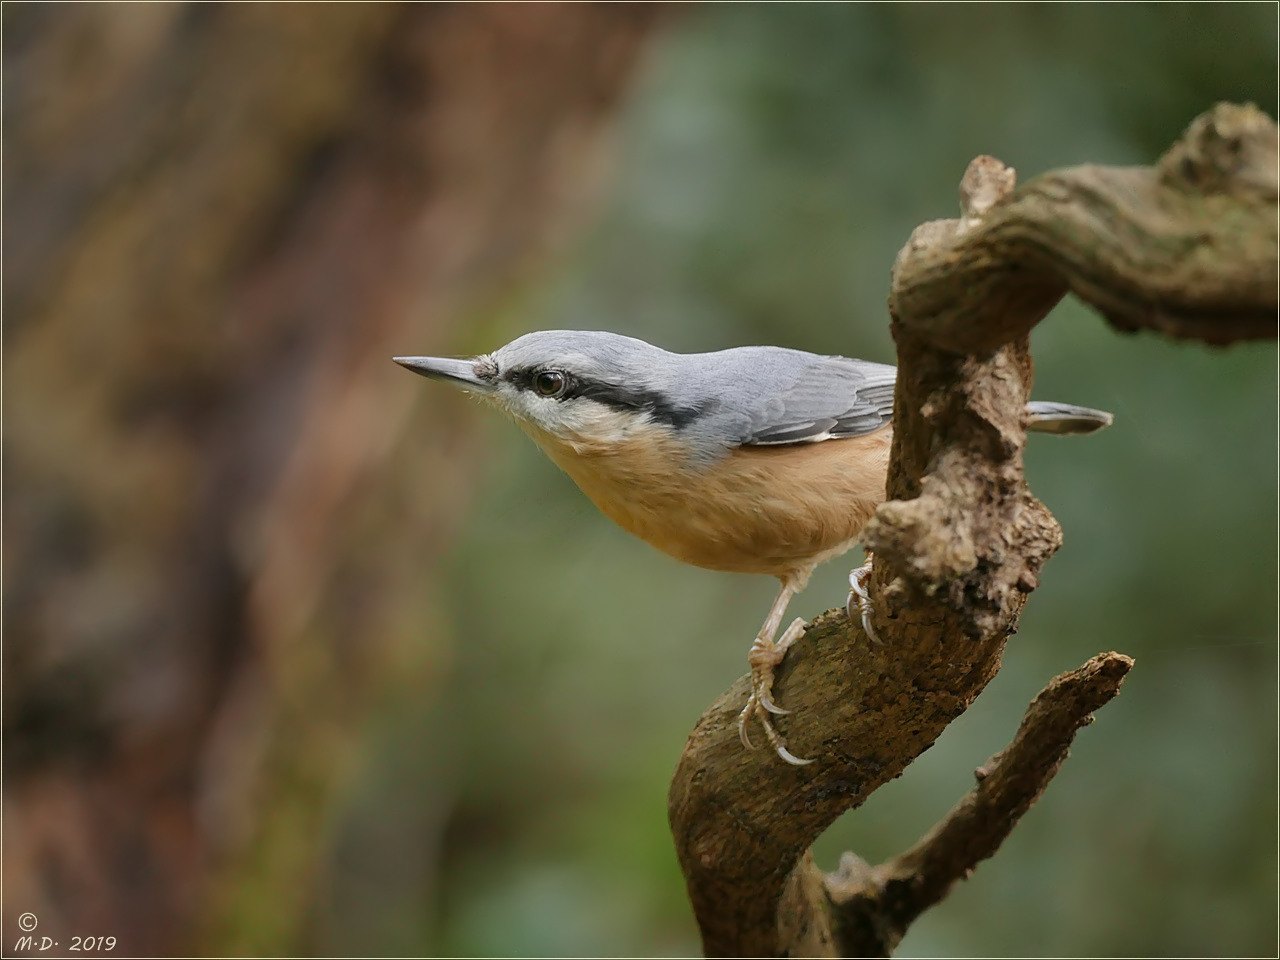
860;603;880;645
846;567;868;620
848;567;870;601
756;709;814;766
740;693;812;763
847;562;881;645
738;702;757;750
774;741;815;767
757;688;790;715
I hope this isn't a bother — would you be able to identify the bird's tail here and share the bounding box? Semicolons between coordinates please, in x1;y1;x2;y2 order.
1025;400;1114;435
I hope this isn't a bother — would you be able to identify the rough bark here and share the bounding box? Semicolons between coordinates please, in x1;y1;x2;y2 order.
826;652;1134;957
891;104;1277;354
668;103;1277;957
3;4;663;954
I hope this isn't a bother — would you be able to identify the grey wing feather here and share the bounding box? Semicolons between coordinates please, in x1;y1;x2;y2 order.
743;357;897;446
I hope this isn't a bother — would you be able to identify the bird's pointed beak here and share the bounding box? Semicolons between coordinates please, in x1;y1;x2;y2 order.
393;356;496;394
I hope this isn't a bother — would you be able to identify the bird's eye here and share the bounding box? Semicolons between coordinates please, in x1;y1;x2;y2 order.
533;371;568;398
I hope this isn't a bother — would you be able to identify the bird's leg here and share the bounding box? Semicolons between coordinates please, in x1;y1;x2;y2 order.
737;573;815;766
846;552;880;645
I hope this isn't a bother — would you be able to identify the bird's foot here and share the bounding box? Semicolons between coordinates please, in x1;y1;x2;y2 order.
846;557;880;645
736;617;814;766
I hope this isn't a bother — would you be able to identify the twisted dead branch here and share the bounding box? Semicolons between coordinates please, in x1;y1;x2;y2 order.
668;102;1277;958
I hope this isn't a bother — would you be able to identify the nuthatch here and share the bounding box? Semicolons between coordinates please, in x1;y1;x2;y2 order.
395;330;1112;764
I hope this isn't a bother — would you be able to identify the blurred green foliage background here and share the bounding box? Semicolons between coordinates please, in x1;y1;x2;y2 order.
6;3;1276;958
381;6;1277;956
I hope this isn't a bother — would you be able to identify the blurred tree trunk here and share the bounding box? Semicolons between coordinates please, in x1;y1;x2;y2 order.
3;3;663;954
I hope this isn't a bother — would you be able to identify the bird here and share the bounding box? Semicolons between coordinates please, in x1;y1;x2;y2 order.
394;330;1112;765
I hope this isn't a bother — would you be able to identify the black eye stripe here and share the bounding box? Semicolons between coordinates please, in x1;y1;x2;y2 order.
503;367;713;429
574;381;713;429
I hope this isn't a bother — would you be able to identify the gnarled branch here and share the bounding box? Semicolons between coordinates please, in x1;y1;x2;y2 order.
891;102;1277;354
827;651;1134;957
668;103;1277;957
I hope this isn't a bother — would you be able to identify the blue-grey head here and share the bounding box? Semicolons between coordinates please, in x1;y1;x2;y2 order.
394;330;721;451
